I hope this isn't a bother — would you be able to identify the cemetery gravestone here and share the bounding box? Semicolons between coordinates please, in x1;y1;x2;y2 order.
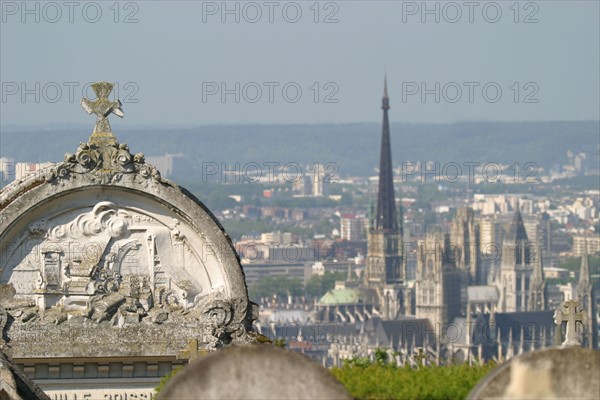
0;352;49;400
554;299;586;346
0;82;257;398
467;347;600;399
469;300;599;399
157;345;352;400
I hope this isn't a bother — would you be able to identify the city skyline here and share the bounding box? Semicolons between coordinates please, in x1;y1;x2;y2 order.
1;0;599;398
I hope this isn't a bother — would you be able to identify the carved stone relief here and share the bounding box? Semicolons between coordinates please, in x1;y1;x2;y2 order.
0;83;255;396
2;199;228;327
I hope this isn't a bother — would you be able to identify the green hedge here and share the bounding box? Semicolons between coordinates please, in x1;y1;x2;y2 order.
155;365;183;396
155;350;495;399
331;362;496;400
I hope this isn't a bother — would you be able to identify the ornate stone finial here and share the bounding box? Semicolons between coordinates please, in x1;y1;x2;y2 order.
33;81;160;186
81;82;124;141
554;300;586;347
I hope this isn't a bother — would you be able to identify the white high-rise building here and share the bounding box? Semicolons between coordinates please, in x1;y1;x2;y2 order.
312;164;330;196
340;214;366;241
572;235;600;256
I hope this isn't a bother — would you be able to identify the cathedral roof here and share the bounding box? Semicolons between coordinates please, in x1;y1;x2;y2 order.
467;286;499;303
371;317;434;350
319;288;363;305
486;311;554;341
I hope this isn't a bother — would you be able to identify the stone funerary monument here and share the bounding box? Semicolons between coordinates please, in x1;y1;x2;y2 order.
0;82;257;399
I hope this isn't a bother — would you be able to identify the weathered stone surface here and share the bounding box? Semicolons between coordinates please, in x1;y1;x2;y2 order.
157;345;352;400
467;347;600;399
554;299;586;347
0;132;257;356
0;83;258;400
0;351;49;400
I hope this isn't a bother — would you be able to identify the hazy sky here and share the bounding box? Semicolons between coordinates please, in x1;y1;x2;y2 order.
1;0;599;127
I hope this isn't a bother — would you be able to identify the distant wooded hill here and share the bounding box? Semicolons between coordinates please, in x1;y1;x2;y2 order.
2;121;598;177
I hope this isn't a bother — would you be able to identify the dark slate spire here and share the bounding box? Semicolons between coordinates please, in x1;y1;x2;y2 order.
506;201;531;265
375;75;398;232
508;201;528;244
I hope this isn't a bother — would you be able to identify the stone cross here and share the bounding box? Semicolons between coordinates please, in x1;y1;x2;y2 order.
413;347;428;367
553;300;586;346
467;347;600;399
81;82;124;135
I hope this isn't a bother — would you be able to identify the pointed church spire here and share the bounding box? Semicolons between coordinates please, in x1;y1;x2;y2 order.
366;75;404;288
576;234;598;349
506;200;530;267
375;74;396;231
532;238;545;281
383;73;389;102
497;328;503;362
508;200;528;244
529;238;547;311
518;326;525;355
579;236;590;288
507;329;514;359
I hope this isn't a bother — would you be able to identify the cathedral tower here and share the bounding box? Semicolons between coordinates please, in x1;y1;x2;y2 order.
576;238;598;349
528;239;547;311
498;205;533;312
450;207;482;284
364;76;408;320
366;75;404;286
415;228;462;335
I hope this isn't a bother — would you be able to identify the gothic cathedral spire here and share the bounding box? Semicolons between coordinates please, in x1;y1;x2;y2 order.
366;75;404;287
375;74;397;232
528;238;547;311
577;236;598;349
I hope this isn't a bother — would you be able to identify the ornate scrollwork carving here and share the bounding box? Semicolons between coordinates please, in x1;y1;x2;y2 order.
42;82;162;186
45;140;161;187
202;300;233;328
200;299;234;349
197;297;256;349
